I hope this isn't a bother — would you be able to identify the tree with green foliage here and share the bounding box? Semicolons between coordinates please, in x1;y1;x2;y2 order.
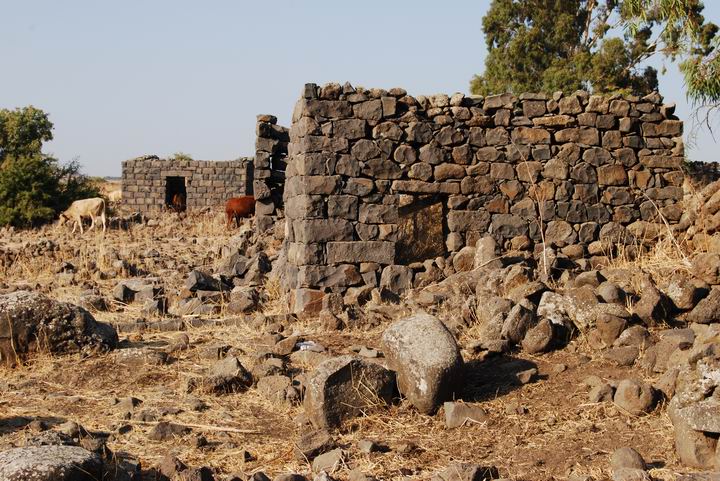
471;0;718;105
623;0;720;115
172;152;193;161
0;106;99;227
0;106;53;164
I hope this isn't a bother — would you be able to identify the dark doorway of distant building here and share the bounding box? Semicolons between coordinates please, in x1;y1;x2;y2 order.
165;176;187;212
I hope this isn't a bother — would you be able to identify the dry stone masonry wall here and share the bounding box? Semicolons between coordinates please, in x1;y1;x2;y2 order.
254;115;289;232
122;155;253;213
282;82;685;312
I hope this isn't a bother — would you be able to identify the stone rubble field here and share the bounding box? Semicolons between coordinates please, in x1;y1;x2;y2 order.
0;197;720;481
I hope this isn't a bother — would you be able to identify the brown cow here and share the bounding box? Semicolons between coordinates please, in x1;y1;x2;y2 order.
225;196;255;228
170;193;186;212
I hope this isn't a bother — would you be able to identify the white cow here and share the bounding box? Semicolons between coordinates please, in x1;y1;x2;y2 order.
107;190;122;202
58;198;107;234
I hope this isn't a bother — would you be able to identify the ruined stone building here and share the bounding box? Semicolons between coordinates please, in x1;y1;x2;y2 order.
120;118;288;215
121;156;254;213
280;83;685;313
120;81;687;315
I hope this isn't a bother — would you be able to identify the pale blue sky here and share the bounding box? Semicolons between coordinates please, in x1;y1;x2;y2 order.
1;1;718;176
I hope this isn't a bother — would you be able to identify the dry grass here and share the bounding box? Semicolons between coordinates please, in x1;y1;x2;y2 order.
596;194;705;295
0;187;706;479
0;324;690;481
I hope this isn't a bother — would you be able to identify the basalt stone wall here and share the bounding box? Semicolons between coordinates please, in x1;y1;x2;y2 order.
281;82;685;311
121;155;253;213
255;115;289;232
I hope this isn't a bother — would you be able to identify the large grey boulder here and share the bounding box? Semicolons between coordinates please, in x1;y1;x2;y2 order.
381;313;463;414
304;356;396;429
0;291;118;365
0;445;102;480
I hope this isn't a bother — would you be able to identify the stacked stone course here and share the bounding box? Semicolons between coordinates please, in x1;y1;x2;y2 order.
121;155;252;213
283;82;685;312
254;115;289;232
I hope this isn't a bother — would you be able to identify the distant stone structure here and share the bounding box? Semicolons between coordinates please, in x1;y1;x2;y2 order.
282;82;685;313
121;116;288;215
121;156;253;213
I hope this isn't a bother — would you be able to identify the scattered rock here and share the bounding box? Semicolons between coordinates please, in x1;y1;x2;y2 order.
25;431;76;447
311;448;345;473
357;439;382;453
588;383;615;403
431;462;499;481
444;402;488;429
596;314;627;346
664;274;706;311
516;368;538;384
114;347;168;368
668;351;720;468
148;421;191;441
501;302;536;344
613;379;656;415
613;326;651;348
158;454;187;478
612;468;652;481
669;405;718;469
304;356;396;428
597;282;626;305
687;287;720;324
275;475;307;481
257;375;294;404
610;447;646;471
603;346;640;366
521;318;557;353
653;367;679;399
189;356;253;394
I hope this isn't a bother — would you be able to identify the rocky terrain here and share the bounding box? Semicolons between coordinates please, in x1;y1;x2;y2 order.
0;194;719;481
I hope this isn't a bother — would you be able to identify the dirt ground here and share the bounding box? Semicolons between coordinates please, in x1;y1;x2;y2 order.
0;202;692;481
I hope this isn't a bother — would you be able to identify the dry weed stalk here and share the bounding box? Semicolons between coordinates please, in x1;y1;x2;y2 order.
510;138;549;278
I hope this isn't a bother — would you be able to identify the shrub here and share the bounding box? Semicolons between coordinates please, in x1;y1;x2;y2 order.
0;106;100;228
0;155;60;227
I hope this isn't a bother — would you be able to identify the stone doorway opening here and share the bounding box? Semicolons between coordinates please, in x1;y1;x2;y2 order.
165;176;187;211
396;195;446;265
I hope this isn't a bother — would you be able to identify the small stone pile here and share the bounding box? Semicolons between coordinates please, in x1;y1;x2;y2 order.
0;238;59;268
112;277;167;315
170;226;275;317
